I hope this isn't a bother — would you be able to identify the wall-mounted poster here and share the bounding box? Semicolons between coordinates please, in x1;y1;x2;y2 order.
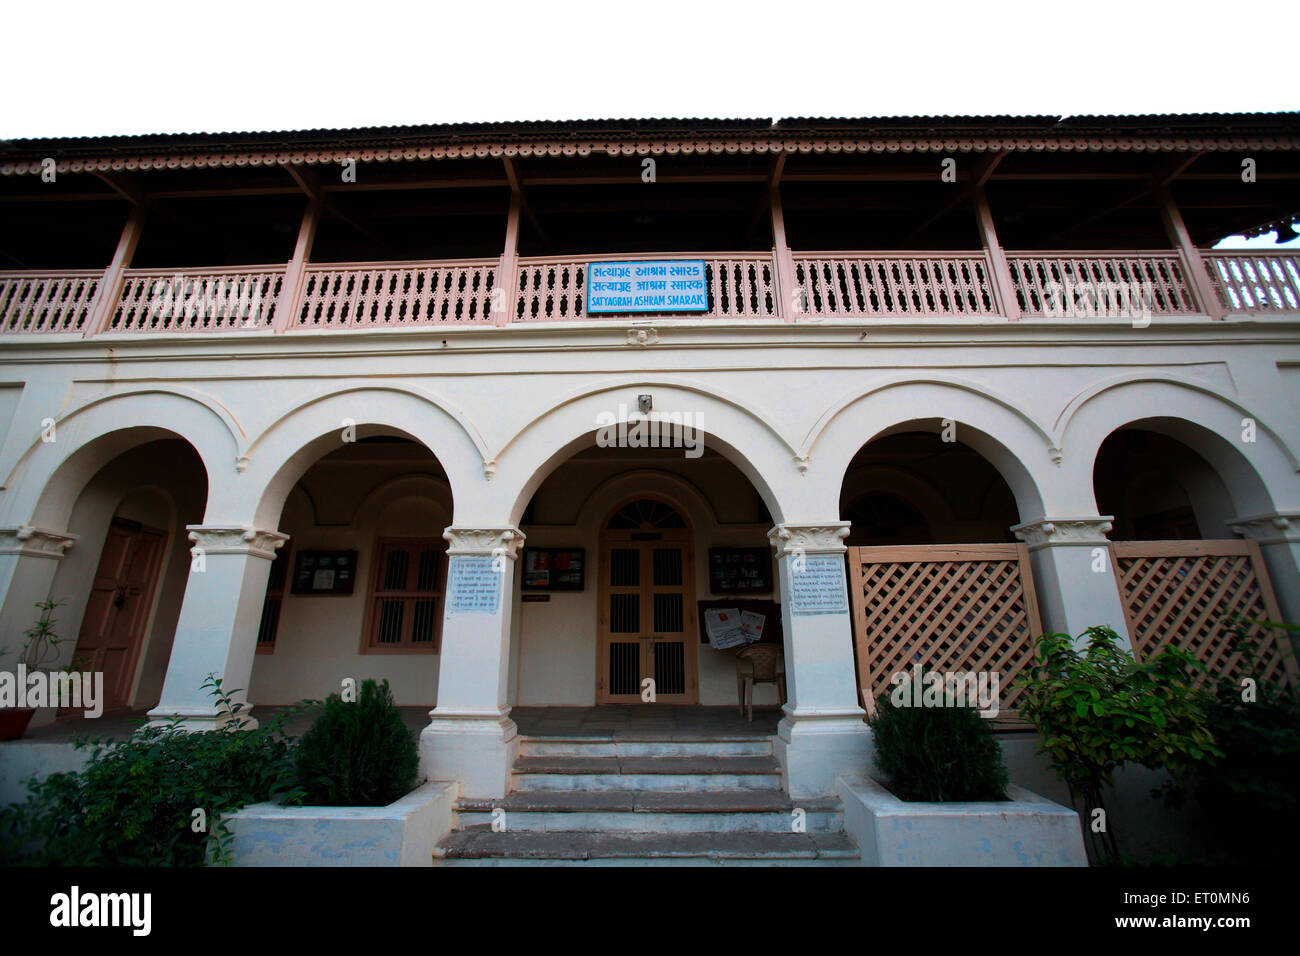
291;550;359;595
520;548;585;591
708;547;772;594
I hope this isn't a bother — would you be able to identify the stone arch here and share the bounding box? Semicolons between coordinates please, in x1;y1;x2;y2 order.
3;390;230;529
235;388;484;528
808;380;1052;522
1061;380;1298;518
487;383;800;528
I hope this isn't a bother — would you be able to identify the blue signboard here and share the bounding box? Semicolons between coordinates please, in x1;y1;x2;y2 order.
586;260;709;314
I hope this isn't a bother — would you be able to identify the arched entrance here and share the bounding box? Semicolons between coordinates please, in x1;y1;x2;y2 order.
597;498;698;704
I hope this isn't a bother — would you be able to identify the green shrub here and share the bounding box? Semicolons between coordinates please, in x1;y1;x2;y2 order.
0;676;304;866
1186;618;1300;863
869;696;1010;802
294;678;418;806
1016;625;1219;863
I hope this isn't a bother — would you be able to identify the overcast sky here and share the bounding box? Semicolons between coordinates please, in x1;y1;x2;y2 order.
2;0;1293;245
2;0;1295;140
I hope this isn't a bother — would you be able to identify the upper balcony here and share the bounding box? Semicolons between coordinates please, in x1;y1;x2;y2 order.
1;116;1297;338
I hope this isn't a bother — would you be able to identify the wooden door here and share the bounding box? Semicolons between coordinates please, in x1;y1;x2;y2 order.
72;517;167;711
597;499;698;704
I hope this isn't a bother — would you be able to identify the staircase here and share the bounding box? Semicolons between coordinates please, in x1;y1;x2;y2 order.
434;734;859;866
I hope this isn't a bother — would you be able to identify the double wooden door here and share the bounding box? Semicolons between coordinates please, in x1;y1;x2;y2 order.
597;500;698;703
71;517;166;711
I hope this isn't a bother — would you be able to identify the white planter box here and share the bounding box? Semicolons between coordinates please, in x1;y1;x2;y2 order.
221;781;456;867
837;776;1087;866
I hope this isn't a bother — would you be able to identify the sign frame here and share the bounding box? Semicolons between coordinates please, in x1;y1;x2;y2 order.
585;259;710;315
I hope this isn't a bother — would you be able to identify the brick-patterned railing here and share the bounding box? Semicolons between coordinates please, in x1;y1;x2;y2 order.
1007;252;1199;316
1111;540;1294;690
293;259;499;330
847;544;1043;722
513;252;779;321
109;266;285;333
793;252;998;317
0;270;102;334
1202;251;1300;314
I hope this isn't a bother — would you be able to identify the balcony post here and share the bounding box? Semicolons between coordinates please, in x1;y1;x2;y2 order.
972;186;1020;320
273;197;319;332
769;160;798;321
83;205;145;338
1156;184;1224;321
496;190;521;328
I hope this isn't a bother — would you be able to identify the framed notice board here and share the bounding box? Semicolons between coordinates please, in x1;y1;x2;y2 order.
521;547;585;591
291;550;359;595
708;547;773;594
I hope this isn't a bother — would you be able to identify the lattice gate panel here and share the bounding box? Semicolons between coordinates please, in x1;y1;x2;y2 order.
848;544;1043;720
1111;540;1293;690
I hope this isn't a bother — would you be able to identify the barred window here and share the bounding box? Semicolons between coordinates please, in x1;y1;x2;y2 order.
364;539;444;652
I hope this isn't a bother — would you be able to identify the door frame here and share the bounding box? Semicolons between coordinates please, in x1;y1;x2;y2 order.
75;516;168;712
595;495;699;704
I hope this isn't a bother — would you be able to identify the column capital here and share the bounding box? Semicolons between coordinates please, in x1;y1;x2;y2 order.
767;522;851;557
0;525;79;559
186;525;288;559
1011;515;1113;549
443;526;526;557
1229;511;1300;545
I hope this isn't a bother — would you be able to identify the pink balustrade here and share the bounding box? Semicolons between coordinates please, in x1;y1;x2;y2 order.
7;249;1299;340
1203;252;1300;314
792;253;998;317
1007;252;1197;317
513;253;779;321
110;267;285;333
294;260;499;329
0;271;101;333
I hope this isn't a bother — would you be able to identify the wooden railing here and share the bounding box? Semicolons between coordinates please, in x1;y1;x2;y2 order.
514;252;779;322
1006;252;1198;317
2;250;1297;339
109;266;285;333
847;544;1043;722
1203;251;1300;314
1111;540;1294;691
793;252;998;317
293;259;499;329
0;271;102;334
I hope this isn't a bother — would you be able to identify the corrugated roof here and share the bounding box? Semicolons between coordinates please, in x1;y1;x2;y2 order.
4;113;1298;156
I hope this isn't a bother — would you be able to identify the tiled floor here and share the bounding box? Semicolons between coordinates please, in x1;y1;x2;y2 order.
17;704;781;743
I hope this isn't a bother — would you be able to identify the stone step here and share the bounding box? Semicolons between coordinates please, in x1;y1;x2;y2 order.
434;826;859;865
455;790;842;833
511;754;783;792
518;736;773;758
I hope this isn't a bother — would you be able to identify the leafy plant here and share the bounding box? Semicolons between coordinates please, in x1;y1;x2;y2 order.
869;695;1010;802
294;678;418;807
1183;617;1300;863
0;675;308;866
20;599;66;672
1015;625;1220;863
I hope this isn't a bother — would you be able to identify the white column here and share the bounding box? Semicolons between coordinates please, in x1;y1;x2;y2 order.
768;522;871;798
1011;516;1131;646
146;525;287;730
1229;511;1300;625
420;526;524;799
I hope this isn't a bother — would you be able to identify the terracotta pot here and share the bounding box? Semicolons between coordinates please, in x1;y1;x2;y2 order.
0;708;36;741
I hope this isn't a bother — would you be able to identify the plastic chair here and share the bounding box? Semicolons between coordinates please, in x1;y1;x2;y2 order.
735;644;786;721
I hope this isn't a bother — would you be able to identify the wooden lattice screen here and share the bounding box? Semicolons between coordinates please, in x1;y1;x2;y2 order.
1111;540;1294;690
847;544;1043;723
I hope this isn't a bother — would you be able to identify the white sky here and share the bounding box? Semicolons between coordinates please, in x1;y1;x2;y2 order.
1;0;1296;139
1;0;1294;246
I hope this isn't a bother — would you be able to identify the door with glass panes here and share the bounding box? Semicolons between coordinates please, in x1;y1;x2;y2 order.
597;499;698;703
